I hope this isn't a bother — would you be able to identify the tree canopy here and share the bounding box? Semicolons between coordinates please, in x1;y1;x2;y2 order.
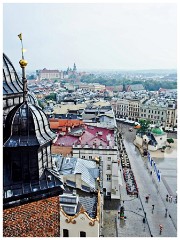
80;74;177;91
167;138;174;145
138;119;151;134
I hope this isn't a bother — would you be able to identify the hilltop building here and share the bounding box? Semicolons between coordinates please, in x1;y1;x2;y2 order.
36;68;62;80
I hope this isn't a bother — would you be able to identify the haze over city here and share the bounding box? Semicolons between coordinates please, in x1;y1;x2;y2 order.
3;2;177;71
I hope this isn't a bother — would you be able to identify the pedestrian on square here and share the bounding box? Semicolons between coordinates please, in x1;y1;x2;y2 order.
165;208;168;218
152;204;155;211
145;195;149;203
170;195;173;203
159;224;163;235
166;194;169;202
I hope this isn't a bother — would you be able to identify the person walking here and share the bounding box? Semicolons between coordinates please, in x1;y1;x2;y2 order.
145;195;149;203
166;194;169;202
159;224;163;235
165;208;168;218
152;204;155;213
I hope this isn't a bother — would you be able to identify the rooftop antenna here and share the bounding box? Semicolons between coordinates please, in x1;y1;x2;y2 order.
18;33;28;102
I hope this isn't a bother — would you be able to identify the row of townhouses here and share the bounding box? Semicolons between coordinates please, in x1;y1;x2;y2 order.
111;95;177;128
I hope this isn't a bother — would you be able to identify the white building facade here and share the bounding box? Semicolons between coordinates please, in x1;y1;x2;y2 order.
72;145;120;199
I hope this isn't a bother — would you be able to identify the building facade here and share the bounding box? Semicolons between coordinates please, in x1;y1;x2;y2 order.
37;68;61;80
72;144;119;199
60;190;102;237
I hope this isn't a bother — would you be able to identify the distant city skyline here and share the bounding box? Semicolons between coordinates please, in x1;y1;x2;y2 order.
3;2;177;71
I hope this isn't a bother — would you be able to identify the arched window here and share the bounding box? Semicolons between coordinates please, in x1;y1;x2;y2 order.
80;231;86;237
63;229;69;237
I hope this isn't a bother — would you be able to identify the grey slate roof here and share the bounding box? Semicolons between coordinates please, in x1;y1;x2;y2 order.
53;155;98;189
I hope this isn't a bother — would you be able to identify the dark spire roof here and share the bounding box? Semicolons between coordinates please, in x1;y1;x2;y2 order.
3;53;38;106
3;53;23;95
4;101;56;147
73;63;77;71
3;50;64;208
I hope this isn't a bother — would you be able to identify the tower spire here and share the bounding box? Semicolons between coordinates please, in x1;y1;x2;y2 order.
18;33;28;102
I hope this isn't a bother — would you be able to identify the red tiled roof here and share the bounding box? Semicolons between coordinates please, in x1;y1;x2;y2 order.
106;85;123;91
50;119;84;129
3;196;60;237
55;135;79;146
54;125;114;148
158;88;167;92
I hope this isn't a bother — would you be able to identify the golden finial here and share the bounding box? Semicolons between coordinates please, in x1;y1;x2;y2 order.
18;33;28;67
18;33;28;102
19;59;28;68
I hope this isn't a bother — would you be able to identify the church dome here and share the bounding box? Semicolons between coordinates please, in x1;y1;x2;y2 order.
151;127;164;135
4;101;56;147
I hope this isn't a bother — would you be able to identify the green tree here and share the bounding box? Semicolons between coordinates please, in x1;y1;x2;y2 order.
138;119;151;134
45;93;56;101
37;100;44;109
167;138;174;147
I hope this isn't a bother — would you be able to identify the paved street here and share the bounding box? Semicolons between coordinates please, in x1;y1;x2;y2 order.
116;122;177;237
102;123;177;237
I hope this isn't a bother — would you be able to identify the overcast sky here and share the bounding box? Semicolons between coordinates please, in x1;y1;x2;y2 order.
3;2;177;71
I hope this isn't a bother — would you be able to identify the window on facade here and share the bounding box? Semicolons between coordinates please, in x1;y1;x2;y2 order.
107;157;111;161
158;111;160;114
144;114;146;117
149;110;150;113
107;165;111;170
155;111;156;114
82;156;85;159
63;206;76;213
89;156;92;159
107;174;111;181
162;112;163;115
80;231;86;237
63;229;69;237
66;158;70;164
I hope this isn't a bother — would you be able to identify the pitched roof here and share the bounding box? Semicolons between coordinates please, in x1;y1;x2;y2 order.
126;84;145;91
40;69;59;73
3;196;60;237
54;125;114;148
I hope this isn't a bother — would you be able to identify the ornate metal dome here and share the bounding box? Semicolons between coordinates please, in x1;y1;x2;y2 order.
3;53;39;104
3;53;23;95
3;49;63;207
4;101;56;147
